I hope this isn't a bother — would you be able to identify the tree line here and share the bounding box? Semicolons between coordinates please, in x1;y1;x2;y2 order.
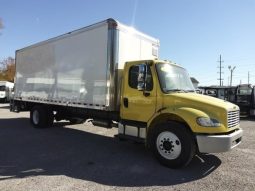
0;57;15;82
0;18;15;82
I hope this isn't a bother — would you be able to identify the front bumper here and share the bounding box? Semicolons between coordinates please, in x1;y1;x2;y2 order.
196;128;243;153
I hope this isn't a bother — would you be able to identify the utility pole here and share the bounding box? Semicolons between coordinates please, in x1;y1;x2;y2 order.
217;55;224;86
248;71;250;84
228;65;236;86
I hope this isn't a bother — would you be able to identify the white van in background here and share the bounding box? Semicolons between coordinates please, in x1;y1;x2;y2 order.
0;81;14;102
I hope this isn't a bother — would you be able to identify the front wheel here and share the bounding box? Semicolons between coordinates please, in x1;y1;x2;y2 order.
149;121;196;168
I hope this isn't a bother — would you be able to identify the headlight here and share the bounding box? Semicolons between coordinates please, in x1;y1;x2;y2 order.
196;117;221;127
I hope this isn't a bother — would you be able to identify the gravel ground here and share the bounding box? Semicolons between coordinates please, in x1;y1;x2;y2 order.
0;103;254;191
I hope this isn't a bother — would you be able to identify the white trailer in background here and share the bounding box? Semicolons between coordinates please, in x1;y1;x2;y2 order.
0;81;14;102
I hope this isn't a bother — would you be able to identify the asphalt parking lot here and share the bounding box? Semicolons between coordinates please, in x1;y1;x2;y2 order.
0;103;254;191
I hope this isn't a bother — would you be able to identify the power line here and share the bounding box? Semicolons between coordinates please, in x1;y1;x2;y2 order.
248;71;250;84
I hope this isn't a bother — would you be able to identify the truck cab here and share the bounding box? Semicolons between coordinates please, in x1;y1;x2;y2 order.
119;59;243;168
235;84;255;117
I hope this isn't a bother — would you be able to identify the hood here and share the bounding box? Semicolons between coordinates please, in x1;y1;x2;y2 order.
163;93;238;115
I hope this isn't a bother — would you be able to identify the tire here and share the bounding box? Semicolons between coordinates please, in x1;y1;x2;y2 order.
149;121;196;168
30;105;54;128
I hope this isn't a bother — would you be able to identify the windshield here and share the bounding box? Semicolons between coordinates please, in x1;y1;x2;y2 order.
237;86;252;95
156;63;195;93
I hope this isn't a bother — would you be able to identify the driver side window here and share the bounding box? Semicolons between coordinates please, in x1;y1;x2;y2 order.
128;64;153;91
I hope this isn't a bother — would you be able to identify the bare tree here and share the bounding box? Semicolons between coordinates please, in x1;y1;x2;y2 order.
0;57;15;82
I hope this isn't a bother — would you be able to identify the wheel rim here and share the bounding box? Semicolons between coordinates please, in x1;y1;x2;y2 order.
156;131;182;160
32;110;40;125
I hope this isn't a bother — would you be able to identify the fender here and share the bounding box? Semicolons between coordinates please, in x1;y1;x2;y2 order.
148;107;228;134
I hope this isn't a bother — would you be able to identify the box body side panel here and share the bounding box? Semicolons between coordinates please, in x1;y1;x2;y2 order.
15;23;110;110
14;19;160;112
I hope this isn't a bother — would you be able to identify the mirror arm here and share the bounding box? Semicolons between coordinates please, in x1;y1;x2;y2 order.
143;91;150;97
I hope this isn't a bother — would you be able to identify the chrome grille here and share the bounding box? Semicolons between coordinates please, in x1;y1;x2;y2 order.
227;110;240;128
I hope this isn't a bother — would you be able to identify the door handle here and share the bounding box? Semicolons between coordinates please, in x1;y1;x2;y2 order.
123;98;128;108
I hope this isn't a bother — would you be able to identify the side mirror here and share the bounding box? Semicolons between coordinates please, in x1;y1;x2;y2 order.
137;64;145;91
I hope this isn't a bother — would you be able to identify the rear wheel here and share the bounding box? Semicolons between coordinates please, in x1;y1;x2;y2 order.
30;105;54;128
149;121;196;168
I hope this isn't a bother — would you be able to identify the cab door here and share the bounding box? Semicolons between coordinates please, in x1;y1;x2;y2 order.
120;62;157;124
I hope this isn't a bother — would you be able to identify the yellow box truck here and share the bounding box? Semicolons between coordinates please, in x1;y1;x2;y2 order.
11;19;243;168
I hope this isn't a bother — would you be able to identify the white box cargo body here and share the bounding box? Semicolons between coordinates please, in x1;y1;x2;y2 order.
15;18;159;111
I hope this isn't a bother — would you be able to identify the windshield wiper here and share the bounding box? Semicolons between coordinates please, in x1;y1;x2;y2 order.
166;89;187;93
165;89;195;93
